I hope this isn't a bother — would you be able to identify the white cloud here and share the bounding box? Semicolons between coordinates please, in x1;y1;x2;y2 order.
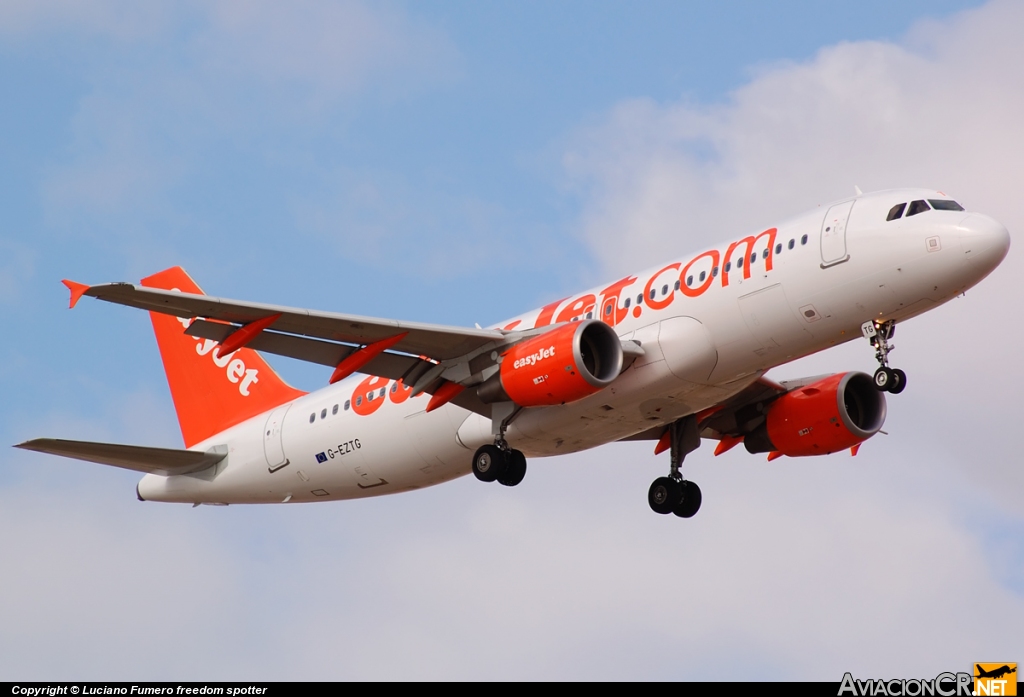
564;0;1024;275
195;0;458;102
4;439;1020;680
0;0;174;41
5;0;1023;681
564;0;1024;510
0;0;459;100
32;0;459;226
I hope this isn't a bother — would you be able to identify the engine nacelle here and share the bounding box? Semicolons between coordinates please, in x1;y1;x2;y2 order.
744;372;886;457
480;320;623;407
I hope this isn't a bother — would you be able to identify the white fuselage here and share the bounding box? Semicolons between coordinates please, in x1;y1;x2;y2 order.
137;189;1010;504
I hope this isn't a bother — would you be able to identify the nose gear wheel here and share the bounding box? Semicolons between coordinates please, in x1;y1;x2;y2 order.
862;320;907;394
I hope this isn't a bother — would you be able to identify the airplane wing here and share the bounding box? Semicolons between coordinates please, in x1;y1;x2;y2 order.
697;374;839;439
184;318;424;377
14;438;227;476
620;375;834;445
73;281;506;361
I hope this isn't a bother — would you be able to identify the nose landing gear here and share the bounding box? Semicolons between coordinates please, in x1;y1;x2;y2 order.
862;320;906;394
648;415;703;518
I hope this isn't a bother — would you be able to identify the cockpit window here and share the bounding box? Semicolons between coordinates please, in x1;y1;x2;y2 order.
929;199;965;211
906;200;931;217
886;203;907;221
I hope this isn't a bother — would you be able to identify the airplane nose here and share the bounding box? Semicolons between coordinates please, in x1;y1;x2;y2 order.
958;213;1011;271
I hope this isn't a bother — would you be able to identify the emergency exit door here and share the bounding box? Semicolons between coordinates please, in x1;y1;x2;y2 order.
263;405;291;472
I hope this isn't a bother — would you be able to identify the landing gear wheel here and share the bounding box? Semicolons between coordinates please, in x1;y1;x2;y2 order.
672;481;702;518
498;449;527;487
648;477;682;515
472;444;507;483
889;368;907;394
873;367;895;392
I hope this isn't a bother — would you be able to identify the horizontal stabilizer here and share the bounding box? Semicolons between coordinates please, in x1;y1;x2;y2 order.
15;438;227;476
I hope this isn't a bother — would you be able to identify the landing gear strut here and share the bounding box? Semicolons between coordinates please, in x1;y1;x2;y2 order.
472;403;527;487
648;415;702;518
862;320;906;394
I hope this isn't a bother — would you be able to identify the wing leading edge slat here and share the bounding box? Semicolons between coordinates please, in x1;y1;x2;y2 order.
81;282;504;361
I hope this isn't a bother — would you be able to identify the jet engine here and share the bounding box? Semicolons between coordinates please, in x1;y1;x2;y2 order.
744;372;886;457
478;319;623;407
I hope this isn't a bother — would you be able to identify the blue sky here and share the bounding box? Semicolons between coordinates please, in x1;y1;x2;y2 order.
2;0;1021;680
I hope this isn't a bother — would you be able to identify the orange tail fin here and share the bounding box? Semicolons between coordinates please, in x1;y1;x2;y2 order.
141;267;306;448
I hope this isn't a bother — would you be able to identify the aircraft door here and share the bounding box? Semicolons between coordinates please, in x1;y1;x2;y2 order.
820;200;854;267
263;404;291;472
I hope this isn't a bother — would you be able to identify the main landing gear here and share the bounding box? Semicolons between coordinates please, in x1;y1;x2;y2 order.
648;415;702;518
473;402;527;487
862;319;906;394
472;441;527;487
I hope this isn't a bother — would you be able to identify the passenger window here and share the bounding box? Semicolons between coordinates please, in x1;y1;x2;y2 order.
673;280;680;291
712;266;719;277
801;234;808;245
604;305;612;315
751;253;757;264
309;413;315;424
636;294;643;305
906;200;931;216
624;297;631;308
661;284;668;296
332;404;339;415
775;243;782;255
725;261;731;272
391;383;398;393
321;409;327;419
649;289;656;300
356;396;363;407
788;239;795;250
761;249;768;260
929;199;965;211
887;203;907;221
686;275;693;286
586;311;593;319
699;271;706;282
736;257;743;268
344;400;351;411
379;388;386;398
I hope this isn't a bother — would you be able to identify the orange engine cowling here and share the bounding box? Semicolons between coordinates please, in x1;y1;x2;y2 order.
744;372;886;457
479;320;623;407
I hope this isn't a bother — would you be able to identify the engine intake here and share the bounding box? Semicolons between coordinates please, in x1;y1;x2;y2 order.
744;372;886;457
479;320;623;407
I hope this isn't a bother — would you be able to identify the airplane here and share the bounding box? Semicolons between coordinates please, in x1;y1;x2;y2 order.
15;188;1011;517
975;665;1016;680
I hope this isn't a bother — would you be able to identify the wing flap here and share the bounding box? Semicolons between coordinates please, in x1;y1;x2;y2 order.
186;319;427;380
80;282;503;361
15;438;226;476
616;376;791;444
